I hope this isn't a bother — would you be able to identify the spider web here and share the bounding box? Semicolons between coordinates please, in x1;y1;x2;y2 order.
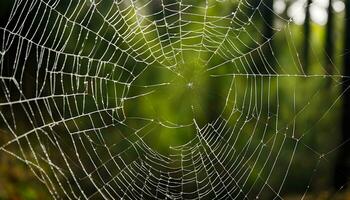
0;0;348;199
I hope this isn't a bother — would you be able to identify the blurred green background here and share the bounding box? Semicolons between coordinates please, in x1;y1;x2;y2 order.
0;0;349;199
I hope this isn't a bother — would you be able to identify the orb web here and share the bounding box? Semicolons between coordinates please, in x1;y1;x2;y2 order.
0;0;349;199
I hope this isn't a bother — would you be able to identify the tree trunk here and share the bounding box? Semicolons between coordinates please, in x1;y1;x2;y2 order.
325;0;334;76
260;0;274;74
334;0;350;190
303;0;312;73
263;0;274;41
